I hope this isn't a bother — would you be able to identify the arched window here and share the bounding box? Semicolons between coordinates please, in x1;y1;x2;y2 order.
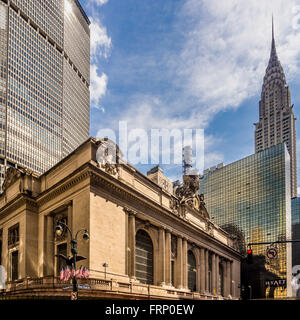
219;263;224;296
188;250;197;292
135;230;153;284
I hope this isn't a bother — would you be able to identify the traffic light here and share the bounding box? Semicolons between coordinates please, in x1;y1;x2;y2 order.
247;248;253;264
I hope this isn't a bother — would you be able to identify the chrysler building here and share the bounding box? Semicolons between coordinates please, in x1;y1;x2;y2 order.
254;19;297;198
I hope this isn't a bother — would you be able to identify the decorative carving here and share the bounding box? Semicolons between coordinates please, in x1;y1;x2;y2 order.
2;167;23;192
205;220;214;236
169;197;179;214
175;174;200;203
174;174;210;219
123;207;137;216
198;194;210;219
96;138;122;177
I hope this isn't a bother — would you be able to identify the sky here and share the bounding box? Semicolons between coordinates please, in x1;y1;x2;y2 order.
78;0;300;189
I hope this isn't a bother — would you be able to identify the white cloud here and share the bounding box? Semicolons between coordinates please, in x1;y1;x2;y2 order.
93;0;300;175
174;0;300;117
90;64;108;109
88;15;111;109
113;94;224;173
89;0;108;6
102;0;300;135
90;17;112;60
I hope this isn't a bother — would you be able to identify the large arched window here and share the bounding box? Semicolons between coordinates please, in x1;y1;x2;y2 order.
188;250;197;292
135;230;154;284
219;263;224;296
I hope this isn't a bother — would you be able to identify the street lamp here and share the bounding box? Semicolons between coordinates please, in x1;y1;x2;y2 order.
55;220;89;300
102;263;108;280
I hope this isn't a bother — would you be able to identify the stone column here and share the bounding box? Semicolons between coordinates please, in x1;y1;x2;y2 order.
227;261;232;297
195;248;201;292
37;214;45;277
215;255;219;295
205;249;209;292
46;215;54;276
200;248;205;293
165;230;171;286
158;227;166;285
2;228;7;278
230;261;234;297
128;212;136;279
212;253;216;295
176;236;183;289
182;238;188;289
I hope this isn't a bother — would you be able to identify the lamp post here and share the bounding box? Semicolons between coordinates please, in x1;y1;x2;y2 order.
55;221;89;300
102;263;108;280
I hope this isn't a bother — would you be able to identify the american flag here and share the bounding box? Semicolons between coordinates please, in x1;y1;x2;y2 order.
64;266;71;281
76;266;83;279
82;267;90;279
59;267;65;281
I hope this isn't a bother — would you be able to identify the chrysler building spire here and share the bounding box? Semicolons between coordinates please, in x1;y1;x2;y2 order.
271;16;276;57
268;15;280;69
254;17;297;198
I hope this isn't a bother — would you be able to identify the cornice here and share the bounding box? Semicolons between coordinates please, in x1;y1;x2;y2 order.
0;194;37;220
36;165;91;206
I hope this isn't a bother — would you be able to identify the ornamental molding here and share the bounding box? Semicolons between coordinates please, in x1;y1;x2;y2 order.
123;206;138;216
2;167;34;193
37;168;91;206
0;195;38;219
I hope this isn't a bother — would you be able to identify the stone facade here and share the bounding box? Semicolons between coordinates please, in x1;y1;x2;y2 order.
0;138;241;299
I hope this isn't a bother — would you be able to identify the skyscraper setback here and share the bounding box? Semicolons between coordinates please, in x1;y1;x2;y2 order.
0;0;90;190
254;19;297;198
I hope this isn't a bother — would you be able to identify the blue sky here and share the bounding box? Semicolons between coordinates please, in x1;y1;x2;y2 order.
79;0;300;188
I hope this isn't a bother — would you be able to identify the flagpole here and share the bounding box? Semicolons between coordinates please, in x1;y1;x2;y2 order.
71;238;78;299
55;221;89;300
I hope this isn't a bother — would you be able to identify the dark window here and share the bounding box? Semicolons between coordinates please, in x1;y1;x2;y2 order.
171;260;175;286
8;224;19;247
188;250;197;292
56;243;67;275
135;230;153;285
219;263;224;296
11;251;18;281
208;254;212;293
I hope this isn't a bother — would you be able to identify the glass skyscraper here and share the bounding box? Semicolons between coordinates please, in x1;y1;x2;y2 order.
291;198;300;272
199;143;292;299
0;0;90;190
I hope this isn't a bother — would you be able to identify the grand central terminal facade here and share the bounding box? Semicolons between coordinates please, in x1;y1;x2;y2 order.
0;138;241;299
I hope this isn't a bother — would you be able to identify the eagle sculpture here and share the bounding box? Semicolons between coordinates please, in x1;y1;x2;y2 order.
55;254;87;267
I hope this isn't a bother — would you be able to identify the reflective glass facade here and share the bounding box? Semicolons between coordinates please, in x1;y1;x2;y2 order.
199;143;292;298
0;2;9;184
291;198;300;269
0;0;90;190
